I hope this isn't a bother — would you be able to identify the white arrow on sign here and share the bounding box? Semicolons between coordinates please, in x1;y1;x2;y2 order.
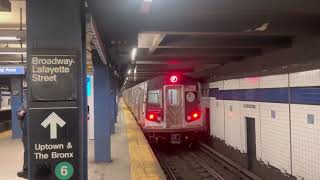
41;112;66;139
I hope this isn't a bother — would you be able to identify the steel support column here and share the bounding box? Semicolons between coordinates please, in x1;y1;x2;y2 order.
92;50;111;162
10;77;23;139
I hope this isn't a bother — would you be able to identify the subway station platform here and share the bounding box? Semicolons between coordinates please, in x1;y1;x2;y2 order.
0;99;165;180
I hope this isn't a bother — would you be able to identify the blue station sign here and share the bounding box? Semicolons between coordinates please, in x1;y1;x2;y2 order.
0;67;25;75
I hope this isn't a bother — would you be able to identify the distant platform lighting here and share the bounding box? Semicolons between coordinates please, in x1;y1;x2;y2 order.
0;37;21;41
0;52;26;55
131;48;137;61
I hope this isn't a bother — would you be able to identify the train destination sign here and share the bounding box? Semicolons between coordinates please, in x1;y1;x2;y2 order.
30;51;78;101
29;108;80;180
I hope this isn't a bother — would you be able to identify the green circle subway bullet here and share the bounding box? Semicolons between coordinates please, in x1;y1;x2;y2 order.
55;162;74;180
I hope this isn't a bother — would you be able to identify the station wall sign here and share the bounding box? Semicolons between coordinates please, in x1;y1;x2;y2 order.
0;66;25;75
30;51;78;101
29;108;80;180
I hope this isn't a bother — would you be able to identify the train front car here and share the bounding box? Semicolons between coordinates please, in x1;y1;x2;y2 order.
143;74;204;144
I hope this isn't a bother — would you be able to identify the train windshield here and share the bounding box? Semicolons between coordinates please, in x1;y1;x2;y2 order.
148;90;161;105
167;89;180;106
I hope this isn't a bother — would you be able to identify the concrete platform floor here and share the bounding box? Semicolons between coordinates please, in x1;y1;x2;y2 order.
0;100;165;180
88;102;131;180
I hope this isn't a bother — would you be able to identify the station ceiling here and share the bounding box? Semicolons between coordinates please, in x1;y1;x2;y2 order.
1;0;320;89
88;0;320;88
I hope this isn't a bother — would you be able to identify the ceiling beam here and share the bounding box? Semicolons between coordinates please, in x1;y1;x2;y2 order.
140;45;287;49
151;49;261;57
0;0;11;12
89;18;108;64
141;31;295;38
120;56;243;62
0;48;26;54
135;60;222;65
134;68;194;73
149;33;166;55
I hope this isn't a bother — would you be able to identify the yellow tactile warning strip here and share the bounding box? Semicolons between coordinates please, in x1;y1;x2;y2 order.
120;99;166;180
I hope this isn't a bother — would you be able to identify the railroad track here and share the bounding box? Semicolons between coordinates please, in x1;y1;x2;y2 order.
154;147;226;180
155;151;178;180
198;142;263;180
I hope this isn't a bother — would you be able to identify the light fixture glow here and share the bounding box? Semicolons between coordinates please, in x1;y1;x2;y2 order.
131;48;137;61
128;69;132;75
134;66;137;74
0;52;26;55
0;37;21;41
170;75;178;83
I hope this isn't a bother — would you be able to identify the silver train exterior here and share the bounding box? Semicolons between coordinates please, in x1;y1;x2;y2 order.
122;74;205;144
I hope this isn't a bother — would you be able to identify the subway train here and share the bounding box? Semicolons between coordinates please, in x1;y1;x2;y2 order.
122;74;205;144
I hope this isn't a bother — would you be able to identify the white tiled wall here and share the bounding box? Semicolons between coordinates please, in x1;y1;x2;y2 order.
260;74;289;88
224;79;240;90
290;69;320;87
260;102;291;174
211;99;225;140
207;69;320;179
239;77;260;89
291;104;320;180
200;97;210;108
224;100;243;152
209;80;224;90
240;101;261;157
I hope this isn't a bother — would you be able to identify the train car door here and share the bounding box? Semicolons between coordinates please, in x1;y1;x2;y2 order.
164;85;184;128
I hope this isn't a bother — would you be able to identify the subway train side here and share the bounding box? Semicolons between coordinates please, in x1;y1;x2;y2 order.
122;75;205;144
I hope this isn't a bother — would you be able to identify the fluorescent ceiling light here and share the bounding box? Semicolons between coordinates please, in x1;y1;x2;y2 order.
128;69;131;75
131;48;137;61
0;60;25;63
0;37;21;41
144;0;152;2
0;52;26;55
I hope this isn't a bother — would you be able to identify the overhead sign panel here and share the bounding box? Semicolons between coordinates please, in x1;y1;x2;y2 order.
0;66;25;75
30;51;78;101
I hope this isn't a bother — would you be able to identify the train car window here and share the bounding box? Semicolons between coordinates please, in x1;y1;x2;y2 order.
148;90;160;104
167;89;179;106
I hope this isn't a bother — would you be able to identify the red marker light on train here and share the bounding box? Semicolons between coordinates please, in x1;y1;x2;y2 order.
146;112;157;121
170;75;178;83
192;112;199;119
190;111;201;121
